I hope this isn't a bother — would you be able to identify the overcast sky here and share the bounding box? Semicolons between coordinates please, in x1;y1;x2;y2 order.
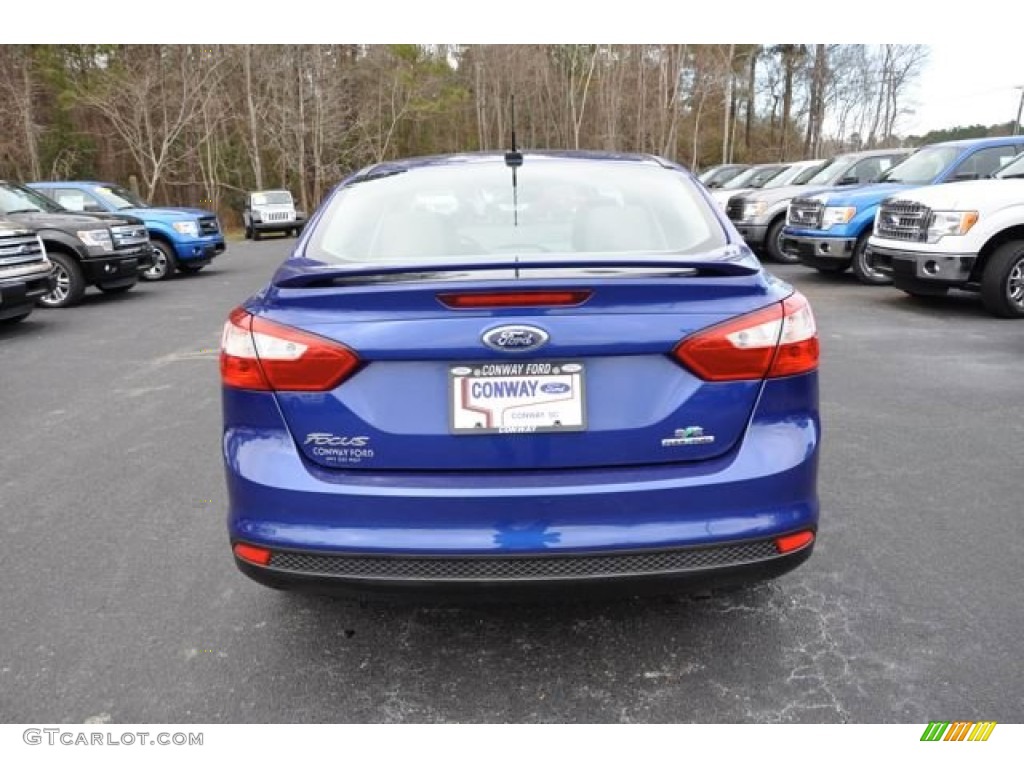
905;44;1023;135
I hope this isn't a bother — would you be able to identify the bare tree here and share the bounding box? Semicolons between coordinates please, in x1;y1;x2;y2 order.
72;45;227;200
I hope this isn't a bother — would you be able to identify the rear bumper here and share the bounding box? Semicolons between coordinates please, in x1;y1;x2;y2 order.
782;234;856;268
233;539;814;598
223;374;820;592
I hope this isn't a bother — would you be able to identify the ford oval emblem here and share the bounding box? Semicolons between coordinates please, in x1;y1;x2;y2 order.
540;382;570;394
481;325;549;353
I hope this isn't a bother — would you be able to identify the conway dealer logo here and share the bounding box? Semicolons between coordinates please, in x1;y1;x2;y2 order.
920;721;997;742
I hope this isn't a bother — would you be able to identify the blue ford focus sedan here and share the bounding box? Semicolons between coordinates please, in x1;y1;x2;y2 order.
221;151;820;596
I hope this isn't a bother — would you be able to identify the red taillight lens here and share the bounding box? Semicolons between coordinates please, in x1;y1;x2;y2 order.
767;293;819;377
775;530;815;554
437;290;592;309
220;306;360;391
672;292;819;381
233;542;272;565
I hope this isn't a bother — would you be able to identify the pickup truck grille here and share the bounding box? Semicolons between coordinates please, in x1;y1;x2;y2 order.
875;200;930;242
788;198;824;229
110;224;149;249
199;217;220;236
0;233;46;268
726;197;746;222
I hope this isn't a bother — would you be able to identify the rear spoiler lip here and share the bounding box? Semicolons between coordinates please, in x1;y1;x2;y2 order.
273;249;761;288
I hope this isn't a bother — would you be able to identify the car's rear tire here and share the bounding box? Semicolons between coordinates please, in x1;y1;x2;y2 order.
980;241;1024;318
142;241;177;281
37;251;86;308
97;283;135;294
851;234;891;285
765;218;798;263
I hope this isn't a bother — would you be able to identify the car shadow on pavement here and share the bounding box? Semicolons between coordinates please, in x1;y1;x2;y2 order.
73;289;151;309
875;290;995;319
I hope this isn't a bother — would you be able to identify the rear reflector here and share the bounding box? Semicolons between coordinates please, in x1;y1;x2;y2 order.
672;291;818;381
233;542;272;565
220;307;360;391
775;530;815;554
437;290;592;309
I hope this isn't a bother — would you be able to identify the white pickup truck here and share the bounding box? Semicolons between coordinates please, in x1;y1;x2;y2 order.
868;152;1024;318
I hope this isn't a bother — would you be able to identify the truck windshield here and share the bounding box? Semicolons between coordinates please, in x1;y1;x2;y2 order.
721;165;785;190
0;182;65;214
253;191;293;205
995;152;1024;179
804;156;856;185
766;161;827;188
94;185;148;210
878;146;959;185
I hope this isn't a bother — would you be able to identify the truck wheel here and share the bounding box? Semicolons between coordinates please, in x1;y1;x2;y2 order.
244;222;253;240
143;241;177;281
851;234;891;286
765;218;798;263
253;229;262;241
980;241;1024;318
37;252;86;308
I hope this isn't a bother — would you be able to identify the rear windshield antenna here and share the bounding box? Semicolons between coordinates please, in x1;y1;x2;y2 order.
504;96;523;227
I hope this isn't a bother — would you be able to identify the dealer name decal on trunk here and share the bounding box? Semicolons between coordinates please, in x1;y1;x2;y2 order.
304;433;374;463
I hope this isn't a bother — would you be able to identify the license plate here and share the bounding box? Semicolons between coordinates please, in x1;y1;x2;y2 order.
449;361;586;435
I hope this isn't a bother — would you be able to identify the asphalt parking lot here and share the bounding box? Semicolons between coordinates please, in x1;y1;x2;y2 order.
1;240;1021;724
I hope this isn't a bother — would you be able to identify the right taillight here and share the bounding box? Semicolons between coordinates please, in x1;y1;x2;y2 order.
673;292;819;381
220;306;361;391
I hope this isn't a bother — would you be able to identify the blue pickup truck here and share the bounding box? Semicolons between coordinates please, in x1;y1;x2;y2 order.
782;136;1024;284
30;181;226;281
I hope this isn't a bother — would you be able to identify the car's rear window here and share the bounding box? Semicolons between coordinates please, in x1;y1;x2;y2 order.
306;160;726;263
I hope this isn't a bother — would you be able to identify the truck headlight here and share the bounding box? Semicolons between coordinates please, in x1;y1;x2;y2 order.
822;206;856;229
76;229;113;252
926;211;978;242
173;221;199;237
741;201;767;220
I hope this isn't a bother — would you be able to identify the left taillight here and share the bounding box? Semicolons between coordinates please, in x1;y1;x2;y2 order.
220;306;360;392
672;291;819;381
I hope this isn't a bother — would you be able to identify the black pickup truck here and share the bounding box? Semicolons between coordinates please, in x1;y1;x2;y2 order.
0;219;54;325
0;180;154;308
